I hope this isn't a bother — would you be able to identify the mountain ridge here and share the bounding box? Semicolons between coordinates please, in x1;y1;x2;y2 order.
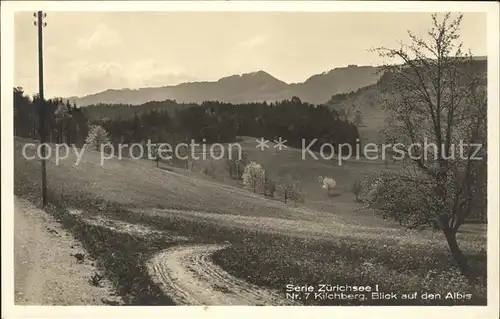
67;65;382;106
66;56;487;107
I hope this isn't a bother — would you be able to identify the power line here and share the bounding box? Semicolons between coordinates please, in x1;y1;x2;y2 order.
34;11;47;207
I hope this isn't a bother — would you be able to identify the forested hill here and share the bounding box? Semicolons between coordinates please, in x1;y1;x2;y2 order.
325;57;488;144
96;97;361;151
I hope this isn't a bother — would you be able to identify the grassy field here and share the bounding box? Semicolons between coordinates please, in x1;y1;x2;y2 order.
14;137;487;305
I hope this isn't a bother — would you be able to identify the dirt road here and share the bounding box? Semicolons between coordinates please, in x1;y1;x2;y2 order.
14;196;121;305
147;244;297;306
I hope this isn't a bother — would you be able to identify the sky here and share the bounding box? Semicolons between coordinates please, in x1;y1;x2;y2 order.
14;12;487;98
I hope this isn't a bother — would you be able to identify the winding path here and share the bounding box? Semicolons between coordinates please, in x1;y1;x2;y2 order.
147;244;297;306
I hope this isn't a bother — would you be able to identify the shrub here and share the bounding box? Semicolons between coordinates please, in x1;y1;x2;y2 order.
319;176;336;197
89;272;104;287
201;162;221;180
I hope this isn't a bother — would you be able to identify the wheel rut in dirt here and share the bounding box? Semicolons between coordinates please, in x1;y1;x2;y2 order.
147;244;296;306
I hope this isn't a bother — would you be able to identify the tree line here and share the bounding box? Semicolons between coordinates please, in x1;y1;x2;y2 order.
14;88;361;154
96;97;360;151
14;87;89;146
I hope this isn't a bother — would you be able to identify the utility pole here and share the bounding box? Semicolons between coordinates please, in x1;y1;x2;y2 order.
34;11;47;207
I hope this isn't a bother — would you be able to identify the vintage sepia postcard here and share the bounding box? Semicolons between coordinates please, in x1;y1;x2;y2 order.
2;1;499;318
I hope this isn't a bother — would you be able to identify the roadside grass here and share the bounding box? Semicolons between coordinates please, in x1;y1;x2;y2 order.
16;187;178;305
14;138;487;305
211;237;487;306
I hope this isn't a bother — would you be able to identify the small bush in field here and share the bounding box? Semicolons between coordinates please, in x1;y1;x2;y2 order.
319;176;336;197
200;163;220;180
89;272;104;287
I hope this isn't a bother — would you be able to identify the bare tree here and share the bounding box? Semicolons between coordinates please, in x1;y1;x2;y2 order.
351;179;363;202
370;13;487;279
54;103;71;144
277;175;302;204
263;171;276;198
151;144;160;168
226;152;248;181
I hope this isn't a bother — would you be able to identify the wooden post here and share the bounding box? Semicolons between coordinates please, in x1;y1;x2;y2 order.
36;11;48;207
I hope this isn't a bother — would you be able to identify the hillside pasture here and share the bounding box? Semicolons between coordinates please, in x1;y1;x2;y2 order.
185;136;414;228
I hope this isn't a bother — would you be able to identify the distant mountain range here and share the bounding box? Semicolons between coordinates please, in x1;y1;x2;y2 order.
68;65;382;106
67;56;487;107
